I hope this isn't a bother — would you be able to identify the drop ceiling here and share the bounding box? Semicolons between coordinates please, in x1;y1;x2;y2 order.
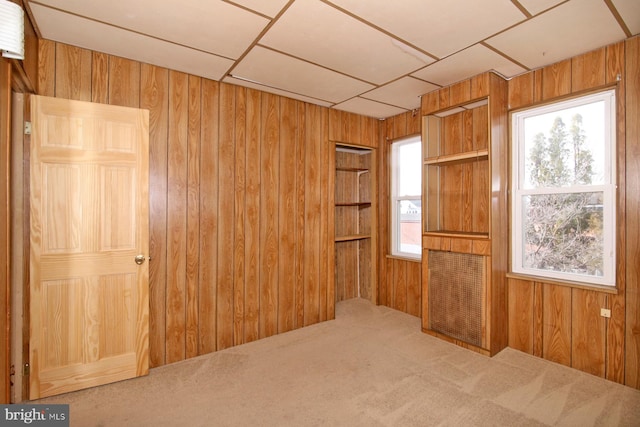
25;0;639;119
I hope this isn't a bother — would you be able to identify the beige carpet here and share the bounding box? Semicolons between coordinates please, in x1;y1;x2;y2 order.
37;298;640;426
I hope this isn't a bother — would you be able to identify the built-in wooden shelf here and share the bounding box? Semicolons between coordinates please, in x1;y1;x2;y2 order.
335;201;371;207
423;231;490;239
424;149;489;166
336;167;369;173
335;234;371;242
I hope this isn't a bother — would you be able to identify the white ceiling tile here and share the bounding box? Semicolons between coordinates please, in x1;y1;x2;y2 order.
327;0;525;58
260;0;434;85
231;0;290;18
333;97;406;119
231;46;374;103
32;0;269;58
611;0;640;35
411;44;526;86
486;0;627;70
223;76;334;107
30;4;234;81
362;77;439;110
517;0;564;16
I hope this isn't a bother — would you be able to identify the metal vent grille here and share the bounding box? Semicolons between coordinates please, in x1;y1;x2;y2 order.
428;251;484;347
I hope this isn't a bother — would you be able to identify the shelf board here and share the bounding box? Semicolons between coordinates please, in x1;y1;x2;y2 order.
335;234;371;242
336;167;369;172
335;202;371;207
424;149;489;166
423;231;489;239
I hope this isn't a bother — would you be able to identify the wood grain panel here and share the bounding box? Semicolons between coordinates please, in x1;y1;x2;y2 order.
91;52;109;104
571;288;606;377
140;64;169;368
471;73;490;99
319;108;331;320
198;78;219;355
55;44;91;101
607;39;626;385
571;47;605;92
217;83;235;351
233;86;246;346
296;102;307;326
327;130;336;317
508;73;534;110
421;91;440;116
606;42;625;84
186;75;201;359
406;260;421;317
533;282;543;357
166;71;189;364
260;93;279;338
304;104;321;325
244;88;261;343
37;39;55;97
450;80;471;106
393;259;407;312
625;36;640;388
508;279;534;354
438;87;450;110
0;58;10;404
542;59;572;101
108;57;140;108
378;135;389;306
542;284;572;367
278;97;297;333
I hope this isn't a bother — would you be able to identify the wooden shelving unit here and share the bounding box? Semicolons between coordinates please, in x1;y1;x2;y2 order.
421;73;508;357
333;143;377;304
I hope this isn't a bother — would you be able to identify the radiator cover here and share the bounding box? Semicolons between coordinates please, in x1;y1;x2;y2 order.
428;251;484;347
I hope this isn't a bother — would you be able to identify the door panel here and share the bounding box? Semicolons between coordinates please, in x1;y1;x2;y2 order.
30;95;149;399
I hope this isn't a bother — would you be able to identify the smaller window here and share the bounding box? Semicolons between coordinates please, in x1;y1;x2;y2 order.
391;136;422;259
511;90;616;286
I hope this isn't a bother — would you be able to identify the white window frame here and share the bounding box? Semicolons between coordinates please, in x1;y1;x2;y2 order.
511;89;616;287
390;135;422;260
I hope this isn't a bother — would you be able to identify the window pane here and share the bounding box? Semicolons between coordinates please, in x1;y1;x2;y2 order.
397;199;421;255
397;140;421;196
523;99;606;189
521;192;604;278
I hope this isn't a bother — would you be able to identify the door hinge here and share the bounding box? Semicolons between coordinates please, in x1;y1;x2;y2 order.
23;363;29;376
24;121;32;135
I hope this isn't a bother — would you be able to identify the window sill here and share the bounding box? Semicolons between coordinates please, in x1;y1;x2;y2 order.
506;272;619;295
387;254;422;263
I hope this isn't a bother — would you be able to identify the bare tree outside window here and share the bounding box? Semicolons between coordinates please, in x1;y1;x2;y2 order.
524;115;603;277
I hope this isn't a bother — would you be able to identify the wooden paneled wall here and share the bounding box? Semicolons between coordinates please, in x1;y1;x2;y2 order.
507;38;640;387
378;110;422;317
35;40;379;368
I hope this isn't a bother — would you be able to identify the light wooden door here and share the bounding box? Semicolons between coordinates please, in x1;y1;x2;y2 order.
29;95;149;399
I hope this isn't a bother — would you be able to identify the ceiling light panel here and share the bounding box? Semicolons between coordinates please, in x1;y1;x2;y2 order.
32;0;270;59
362;77;439;110
30;4;234;80
326;0;525;59
411;44;526;87
333;97;406;119
260;0;434;85
486;0;626;70
231;46;375;103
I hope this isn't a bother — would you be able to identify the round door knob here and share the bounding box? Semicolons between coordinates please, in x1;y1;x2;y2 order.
134;254;146;265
